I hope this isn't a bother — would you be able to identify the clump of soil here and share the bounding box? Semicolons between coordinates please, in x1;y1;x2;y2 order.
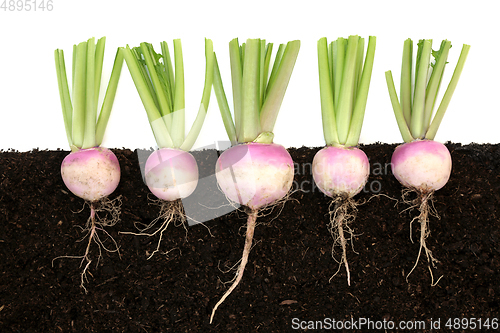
0;143;499;332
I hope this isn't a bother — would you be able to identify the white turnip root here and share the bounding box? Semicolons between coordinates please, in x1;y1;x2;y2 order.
145;148;199;201
58;147;122;292
120;38;214;258
385;38;469;282
123;148;199;259
312;145;370;285
210;142;294;323
391;139;452;279
61;147;121;202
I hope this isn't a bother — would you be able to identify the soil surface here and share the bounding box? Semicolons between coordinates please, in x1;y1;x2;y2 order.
1;143;499;332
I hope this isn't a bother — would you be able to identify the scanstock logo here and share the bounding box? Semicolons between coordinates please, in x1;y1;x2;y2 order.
136;141;245;226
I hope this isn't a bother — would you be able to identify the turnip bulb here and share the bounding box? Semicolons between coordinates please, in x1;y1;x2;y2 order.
145;148;199;201
312;145;370;286
61;147;120;202
312;146;370;198
391;140;452;194
210;142;294;322
215;142;294;210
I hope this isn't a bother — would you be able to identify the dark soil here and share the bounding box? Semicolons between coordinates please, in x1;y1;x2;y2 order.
1;143;499;332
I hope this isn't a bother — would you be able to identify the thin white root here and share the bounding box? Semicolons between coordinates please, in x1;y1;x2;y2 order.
327;197;358;286
406;191;440;282
210;209;258;324
52;196;122;293
120;199;186;260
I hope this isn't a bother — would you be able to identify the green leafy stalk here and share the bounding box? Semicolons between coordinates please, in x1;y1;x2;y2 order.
55;37;123;150
122;45;173;148
345;36;376;147
214;38;300;145
260;40;300;134
385;71;413;143
213;54;238;145
161;41;175;121
333;38;346;111
123;39;213;150
94;37;106;112
423;40;451;129
170;39;186;148
317;37;339;146
336;36;359;144
317;36;376;148
229;38;244;140
180;38;215;151
140;42;172;126
72;41;87;148
410;39;432;139
386;39;470;142
400;38;413;126
95;48;124;146
426;44;471;140
240;39;262;142
55;49;73;146
82;37;96;149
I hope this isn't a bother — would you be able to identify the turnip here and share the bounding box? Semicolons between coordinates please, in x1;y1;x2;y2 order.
313;36;376;286
210;38;300;323
54;37;124;291
120;39;214;258
385;39;470;280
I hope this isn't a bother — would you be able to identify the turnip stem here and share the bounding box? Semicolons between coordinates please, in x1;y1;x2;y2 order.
171;39;186;148
72;42;87;148
317;37;339;146
426;44;471;140
240;39;261;142
260;40;300;134
210;209;258;324
229;38;244;141
410;40;432;139
336;36;359;144
401;38;413;127
385;71;414;143
423;40;451;130
213;55;238;145
345;36;376;147
82;37;96;149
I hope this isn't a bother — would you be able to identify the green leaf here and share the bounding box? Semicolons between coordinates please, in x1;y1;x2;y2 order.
317;37;339;146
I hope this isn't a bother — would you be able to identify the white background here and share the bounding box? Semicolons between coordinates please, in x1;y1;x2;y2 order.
0;0;497;152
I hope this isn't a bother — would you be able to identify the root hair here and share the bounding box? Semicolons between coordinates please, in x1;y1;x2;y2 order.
401;189;442;283
327;195;359;286
52;195;122;293
120;199;186;260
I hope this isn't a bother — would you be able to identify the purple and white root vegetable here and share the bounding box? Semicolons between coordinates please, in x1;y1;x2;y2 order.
210;37;300;322
385;38;470;280
313;146;370;198
215;143;294;210
314;36;376;285
61;147;121;202
391;140;452;278
312;146;370;285
145;148;199;202
391;140;452;194
120;39;214;258
54;37;124;291
210;142;294;322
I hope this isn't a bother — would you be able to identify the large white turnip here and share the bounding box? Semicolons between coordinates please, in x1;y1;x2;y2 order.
120;39;214;258
312;36;376;285
210;38;300;323
54;37;124;291
385;38;470;280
